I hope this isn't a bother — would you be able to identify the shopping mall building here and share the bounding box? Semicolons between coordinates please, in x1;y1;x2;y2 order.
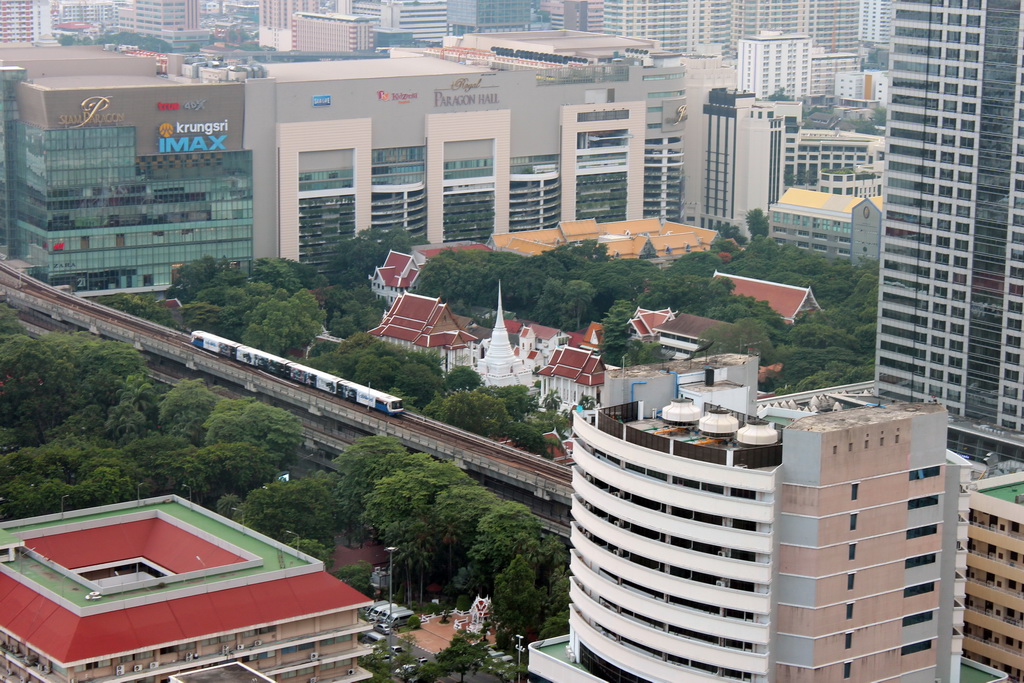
0;33;687;292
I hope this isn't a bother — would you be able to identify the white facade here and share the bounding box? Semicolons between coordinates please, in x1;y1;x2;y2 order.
352;0;447;43
292;12;374;51
1;0;52;43
808;50;859;98
783;129;884;188
258;0;317;49
601;0;729;53
737;32;811;99
859;0;891;43
58;0;118;25
835;70;889;104
477;287;533;387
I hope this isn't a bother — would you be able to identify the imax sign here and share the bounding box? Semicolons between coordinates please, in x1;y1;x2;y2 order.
157;120;229;154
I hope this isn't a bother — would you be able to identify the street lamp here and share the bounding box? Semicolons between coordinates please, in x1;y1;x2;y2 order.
385;546;398;648
182;484;192;504
60;494;70;519
515;634;525;681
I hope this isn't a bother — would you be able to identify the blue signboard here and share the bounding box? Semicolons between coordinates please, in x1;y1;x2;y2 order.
312;95;332;107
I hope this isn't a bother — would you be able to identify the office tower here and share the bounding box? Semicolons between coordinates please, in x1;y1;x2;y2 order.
529;358;966;681
0;0;52;44
118;0;209;48
701;89;784;230
876;0;1021;430
259;0;318;49
446;0;530;35
738;32;812;99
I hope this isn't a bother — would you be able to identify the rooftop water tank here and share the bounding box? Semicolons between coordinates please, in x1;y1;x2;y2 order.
662;397;700;425
736;418;779;446
699;407;739;437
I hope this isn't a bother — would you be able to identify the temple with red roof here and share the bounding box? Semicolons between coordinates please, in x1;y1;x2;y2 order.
368;292;478;370
0;498;373;683
628;308;675;342
713;271;821;323
369;244;491;305
538;346;605;410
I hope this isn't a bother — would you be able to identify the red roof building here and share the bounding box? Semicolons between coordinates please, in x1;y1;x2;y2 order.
654;312;730;358
0;499;373;683
713;271;821;323
538;346;605;409
368;292;478;370
369;250;420;305
628;308;675;342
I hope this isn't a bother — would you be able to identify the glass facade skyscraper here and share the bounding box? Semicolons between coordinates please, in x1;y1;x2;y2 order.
876;0;1023;429
0;65;253;293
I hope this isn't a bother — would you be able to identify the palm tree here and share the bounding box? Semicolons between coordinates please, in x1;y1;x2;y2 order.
542;389;561;412
579;394;597;410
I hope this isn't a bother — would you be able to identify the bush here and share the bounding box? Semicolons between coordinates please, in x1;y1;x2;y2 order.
456;594;472;612
406;615;421;630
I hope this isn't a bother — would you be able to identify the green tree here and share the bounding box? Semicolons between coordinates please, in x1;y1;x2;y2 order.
444;365;483;393
167;256;246;303
332;436;418;538
436;632;489;683
745;208;770;238
203;398;302;465
241;473;338;547
492;554;543;644
250;258;326;293
158;379;219;445
96;293;177;328
469;501;542;591
242;288;326;355
425;389;509;437
333;560;374;596
0;303;25;337
599;300;633;367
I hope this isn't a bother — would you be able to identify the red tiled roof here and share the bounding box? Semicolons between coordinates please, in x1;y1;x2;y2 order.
373;251;419;289
629;308;675;337
713;271;820;323
538;346;605;386
525;323;563;340
369;292;477;349
0;571;368;665
24;519;245;573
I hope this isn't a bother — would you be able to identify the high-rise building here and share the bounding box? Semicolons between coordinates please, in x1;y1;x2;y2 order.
0;0;52;44
701;89;784;230
875;0;1020;430
738;32;812;99
528;359;968;681
258;0;318;50
352;0;449;44
0;46;253;293
118;0;209;48
859;0;892;44
732;0;859;53
292;12;375;51
446;0;530;35
601;0;729;53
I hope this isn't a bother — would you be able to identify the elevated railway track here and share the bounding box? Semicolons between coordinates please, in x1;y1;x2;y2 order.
0;264;572;533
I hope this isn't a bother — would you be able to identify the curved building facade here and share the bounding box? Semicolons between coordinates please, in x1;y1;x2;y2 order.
547;398;966;683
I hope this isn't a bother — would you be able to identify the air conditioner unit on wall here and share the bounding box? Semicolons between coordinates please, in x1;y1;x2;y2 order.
115;666;125;676
185;653;194;662
132;665;143;673
236;643;245;651
253;640;262;647
149;662;159;669
309;652;319;661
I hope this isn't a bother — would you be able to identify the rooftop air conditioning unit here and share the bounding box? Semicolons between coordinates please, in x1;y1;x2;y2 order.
149;662;159;670
185;653;194;662
132;665;143;673
115;666;125;676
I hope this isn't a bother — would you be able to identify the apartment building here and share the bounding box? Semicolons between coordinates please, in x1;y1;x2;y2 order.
0;497;372;683
530;394;967;681
118;0;209;48
351;0;448;43
292;12;375;51
0;0;52;44
258;0;317;50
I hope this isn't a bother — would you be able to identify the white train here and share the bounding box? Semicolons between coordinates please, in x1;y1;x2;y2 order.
190;330;405;416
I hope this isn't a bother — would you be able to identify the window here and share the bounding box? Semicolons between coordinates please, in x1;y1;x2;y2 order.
902;611;933;627
908;495;939;509
909;466;940;480
904;582;934;598
849;514;858;531
851;483;859;500
847;573;855;590
846;604;854;620
901;640;932;655
907;525;938;539
906;553;936;568
845;633;852;649
843;662;852;679
848;544;857;560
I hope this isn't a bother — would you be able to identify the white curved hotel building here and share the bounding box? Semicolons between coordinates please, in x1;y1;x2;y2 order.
534;398;967;682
